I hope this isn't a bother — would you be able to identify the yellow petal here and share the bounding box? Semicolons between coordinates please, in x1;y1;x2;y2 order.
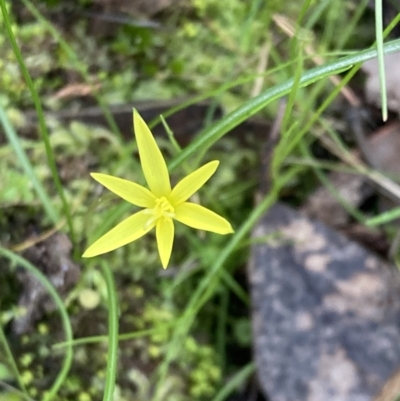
91;173;156;208
169;160;219;205
156;217;174;268
82;210;155;257
133;109;171;197
174;202;234;235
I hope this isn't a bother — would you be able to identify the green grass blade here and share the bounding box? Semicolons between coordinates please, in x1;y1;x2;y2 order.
366;207;400;226
383;12;400;38
0;325;29;397
211;363;255;401
21;0;122;140
0;1;75;243
0;106;57;223
154;165;303;399
168;39;400;172
337;0;370;48
375;0;388;121
0;247;73;401
53;324;172;349
216;289;228;372
100;261;119;401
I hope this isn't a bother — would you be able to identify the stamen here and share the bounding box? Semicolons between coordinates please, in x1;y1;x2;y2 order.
154;197;175;217
144;197;175;229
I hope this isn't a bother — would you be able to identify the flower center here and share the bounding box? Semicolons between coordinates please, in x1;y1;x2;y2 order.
153;197;175;219
144;196;175;228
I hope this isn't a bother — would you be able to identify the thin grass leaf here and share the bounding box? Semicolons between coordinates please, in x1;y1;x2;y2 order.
160;114;182;155
0;1;75;244
220;270;249;305
0;380;36;401
211;363;255;401
375;0;388;121
21;0;123;141
0;106;57;223
168;39;400;173
298;140;367;224
53;324;172;349
147;58;311;130
100;261;119;401
154;166;303;400
216;289;229;372
337;0;370;49
383;11;400;38
0;247;73;401
240;0;264;52
366;207;400;227
0;325;29;397
281;51;304;137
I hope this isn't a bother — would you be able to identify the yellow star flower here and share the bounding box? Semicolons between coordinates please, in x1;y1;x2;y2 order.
82;109;234;268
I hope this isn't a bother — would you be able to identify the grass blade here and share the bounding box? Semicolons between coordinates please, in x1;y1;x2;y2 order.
168;39;400;172
0;247;73;401
211;363;255;401
100;261;119;401
375;0;388;121
0;106;57;223
366;207;400;227
0;325;29;397
0;1;75;243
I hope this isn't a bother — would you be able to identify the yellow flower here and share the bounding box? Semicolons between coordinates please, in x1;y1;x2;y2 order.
82;109;234;268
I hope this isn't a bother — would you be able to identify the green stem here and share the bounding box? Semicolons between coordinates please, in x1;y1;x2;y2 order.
375;0;388;121
21;0;123;140
101;261;119;401
0;1;76;245
0;106;57;223
0;324;29;396
211;362;255;401
168;39;400;172
0;247;73;401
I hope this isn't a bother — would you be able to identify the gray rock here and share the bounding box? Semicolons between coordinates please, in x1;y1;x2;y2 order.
248;203;400;401
363;52;400;114
13;233;80;334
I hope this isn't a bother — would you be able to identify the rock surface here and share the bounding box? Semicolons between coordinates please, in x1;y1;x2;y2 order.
13;233;80;334
249;203;400;401
363;52;400;114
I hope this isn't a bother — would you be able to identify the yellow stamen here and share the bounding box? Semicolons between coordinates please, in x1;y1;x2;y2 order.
144;197;175;228
154;197;175;218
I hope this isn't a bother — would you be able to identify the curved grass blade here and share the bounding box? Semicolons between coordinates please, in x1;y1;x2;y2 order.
366;207;400;227
21;0;122;140
211;363;255;401
168;38;400;172
0;106;57;223
53;324;172;349
157;38;400;398
100;261;119;401
0;247;73;401
0;1;75;244
0;325;29;397
154;167;302;400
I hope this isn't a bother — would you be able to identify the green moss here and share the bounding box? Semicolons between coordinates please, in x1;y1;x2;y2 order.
78;391;92;401
21;370;34;386
19;353;34;367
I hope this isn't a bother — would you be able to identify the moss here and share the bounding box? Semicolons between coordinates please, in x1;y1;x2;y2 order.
21;370;34;386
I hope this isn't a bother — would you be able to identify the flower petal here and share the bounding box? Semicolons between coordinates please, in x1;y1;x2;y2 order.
156;217;174;268
169;160;219;205
174;202;234;234
133;109;171;197
82;210;155;257
91;173;156;207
